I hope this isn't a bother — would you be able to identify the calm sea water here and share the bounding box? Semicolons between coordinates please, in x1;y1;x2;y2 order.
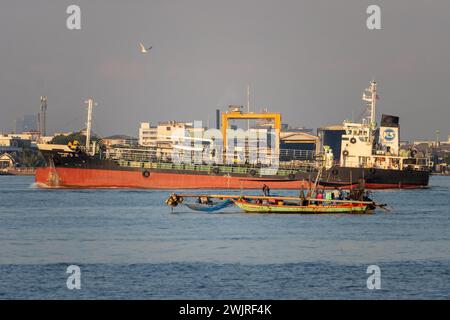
0;175;449;299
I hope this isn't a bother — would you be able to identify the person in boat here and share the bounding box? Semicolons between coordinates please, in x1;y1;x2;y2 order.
262;184;270;196
348;189;356;201
332;188;340;201
316;189;324;205
338;188;345;200
321;189;326;204
199;196;213;205
356;179;366;196
299;188;305;199
350;188;365;201
299;189;308;206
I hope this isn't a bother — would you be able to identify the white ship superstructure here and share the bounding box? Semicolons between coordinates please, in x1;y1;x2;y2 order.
339;81;429;171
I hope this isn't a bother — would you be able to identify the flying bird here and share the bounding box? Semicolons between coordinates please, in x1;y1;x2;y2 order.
139;42;152;53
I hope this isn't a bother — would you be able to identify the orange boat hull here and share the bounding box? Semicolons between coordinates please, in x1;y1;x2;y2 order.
35;167;312;189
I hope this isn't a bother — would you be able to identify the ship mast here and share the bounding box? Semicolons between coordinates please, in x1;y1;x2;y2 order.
362;80;378;129
39;96;47;137
85;98;96;155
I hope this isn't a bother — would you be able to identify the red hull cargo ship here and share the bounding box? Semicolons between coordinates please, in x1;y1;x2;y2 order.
35;145;316;189
34;144;429;190
35;82;430;190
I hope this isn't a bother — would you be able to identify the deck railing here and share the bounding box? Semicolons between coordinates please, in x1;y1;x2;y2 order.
105;146;318;175
114;159;316;176
105;146;316;163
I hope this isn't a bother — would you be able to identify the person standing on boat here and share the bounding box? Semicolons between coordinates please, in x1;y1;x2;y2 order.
262;184;270;196
299;188;305;199
299;188;308;206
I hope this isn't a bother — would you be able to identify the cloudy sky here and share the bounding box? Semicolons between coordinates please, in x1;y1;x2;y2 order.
1;0;449;140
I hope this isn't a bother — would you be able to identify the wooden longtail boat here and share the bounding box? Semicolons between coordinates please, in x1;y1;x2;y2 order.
232;198;373;214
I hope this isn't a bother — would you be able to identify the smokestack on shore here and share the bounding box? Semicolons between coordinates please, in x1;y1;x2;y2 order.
216;109;221;129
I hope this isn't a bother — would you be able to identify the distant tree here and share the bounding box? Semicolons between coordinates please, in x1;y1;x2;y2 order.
50;132;99;145
18;148;46;167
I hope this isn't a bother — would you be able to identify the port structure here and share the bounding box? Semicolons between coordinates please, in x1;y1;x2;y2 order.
221;107;281;161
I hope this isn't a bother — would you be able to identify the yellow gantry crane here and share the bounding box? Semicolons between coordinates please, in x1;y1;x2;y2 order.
221;107;282;158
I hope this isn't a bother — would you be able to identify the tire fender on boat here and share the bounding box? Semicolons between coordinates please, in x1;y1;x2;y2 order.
142;170;150;178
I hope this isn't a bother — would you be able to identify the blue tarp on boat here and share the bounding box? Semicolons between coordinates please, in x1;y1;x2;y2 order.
184;199;233;213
